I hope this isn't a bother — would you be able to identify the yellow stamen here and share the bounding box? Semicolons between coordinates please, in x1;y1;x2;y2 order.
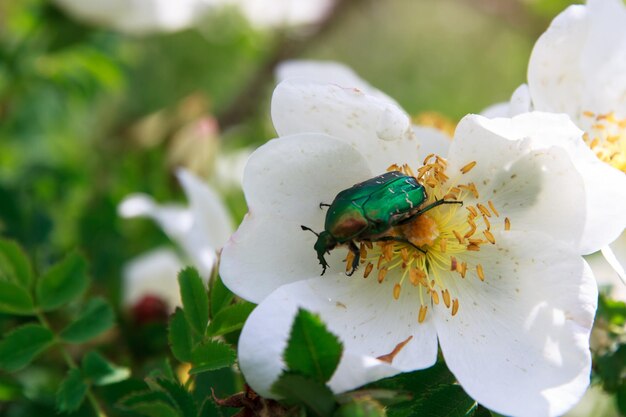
364;262;374;278
460;161;477;174
477;203;491;218
483;230;496;244
377;267;388;283
488;200;499;217
442;289;451;308
393;284;401;300
451;299;459;316
504;217;511;231
418;305;428;323
476;264;485;281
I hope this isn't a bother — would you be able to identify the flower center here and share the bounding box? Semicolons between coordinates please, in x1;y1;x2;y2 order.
350;155;511;323
582;111;626;173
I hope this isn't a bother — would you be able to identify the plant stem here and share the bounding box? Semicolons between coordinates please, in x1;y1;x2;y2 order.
36;311;109;417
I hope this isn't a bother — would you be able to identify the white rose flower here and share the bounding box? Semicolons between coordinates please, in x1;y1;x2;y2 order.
119;168;233;279
482;0;626;288
53;0;336;34
220;79;598;417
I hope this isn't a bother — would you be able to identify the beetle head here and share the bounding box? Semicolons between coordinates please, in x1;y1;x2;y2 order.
314;231;336;275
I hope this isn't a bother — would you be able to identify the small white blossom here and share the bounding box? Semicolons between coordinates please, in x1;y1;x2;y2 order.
119;169;232;318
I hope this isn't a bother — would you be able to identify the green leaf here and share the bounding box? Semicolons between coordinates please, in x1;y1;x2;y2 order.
0;281;35;315
82;351;130;386
209;275;234;318
372;361;455;394
36;252;88;311
60;297;115;343
334;398;386;417
0;323;54;371
56;368;87;412
284;308;343;384
178;267;209;336
198;398;221;417
0;239;33;287
168;308;194;363
272;372;336;417
206;302;255;337
154;378;198;417
119;391;181;417
469;405;494;417
409;384;476;417
189;341;236;374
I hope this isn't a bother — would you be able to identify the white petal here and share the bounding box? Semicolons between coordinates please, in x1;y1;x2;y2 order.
434;231;596;417
413;125;451;157
118;193;192;240
528;0;626;122
275;60;399;106
238;275;438;398
242;133;373;224
177;169;234;249
448;114;586;247
471;112;626;253
271;79;417;173
122;248;185;311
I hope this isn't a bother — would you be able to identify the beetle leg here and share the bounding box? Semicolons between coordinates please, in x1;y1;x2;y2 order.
346;241;361;276
372;236;427;254
398;199;463;225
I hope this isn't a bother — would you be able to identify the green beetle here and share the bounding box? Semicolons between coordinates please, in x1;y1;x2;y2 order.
302;171;460;275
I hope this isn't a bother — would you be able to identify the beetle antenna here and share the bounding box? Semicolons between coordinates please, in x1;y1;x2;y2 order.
300;225;320;237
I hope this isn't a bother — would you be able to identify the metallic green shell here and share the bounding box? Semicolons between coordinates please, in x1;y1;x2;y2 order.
324;171;427;242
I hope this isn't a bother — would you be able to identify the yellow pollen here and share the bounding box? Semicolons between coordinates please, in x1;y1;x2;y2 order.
345;251;355;273
451;299;459;316
418;305;428;323
460;161;477;174
488;200;499;217
442;289;451;308
398;214;439;247
477;203;491;218
393;284;402;300
476;264;485;281
582;110;626;173
431;290;440;305
483;230;496;244
459;262;467;278
364;262;374;278
453;230;464;244
377;267;388;283
504;217;511;231
482;214;491;231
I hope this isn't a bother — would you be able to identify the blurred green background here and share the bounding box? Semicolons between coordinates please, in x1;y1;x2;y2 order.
4;0;607;415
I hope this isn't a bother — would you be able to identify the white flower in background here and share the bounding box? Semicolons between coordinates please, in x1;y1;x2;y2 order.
122;248;184;313
53;0;336;34
119;168;233;279
220;77;599;416
53;0;215;34
482;0;626;287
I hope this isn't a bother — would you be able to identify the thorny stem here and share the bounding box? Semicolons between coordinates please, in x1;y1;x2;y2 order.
36;311;109;417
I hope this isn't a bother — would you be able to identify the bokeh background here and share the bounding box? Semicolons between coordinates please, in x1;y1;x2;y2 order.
3;1;619;416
